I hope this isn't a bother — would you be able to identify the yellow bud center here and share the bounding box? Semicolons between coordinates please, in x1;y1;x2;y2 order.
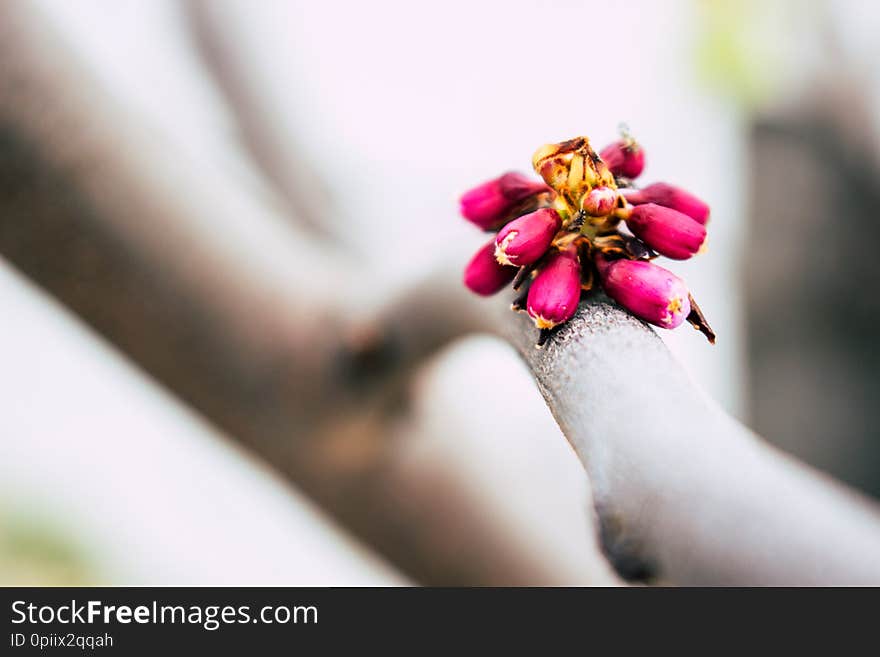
533;315;558;330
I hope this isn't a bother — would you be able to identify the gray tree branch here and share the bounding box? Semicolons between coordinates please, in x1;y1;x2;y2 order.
503;295;880;584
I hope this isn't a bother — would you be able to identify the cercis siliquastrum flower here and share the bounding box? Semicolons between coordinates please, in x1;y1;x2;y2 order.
460;172;551;230
460;130;716;346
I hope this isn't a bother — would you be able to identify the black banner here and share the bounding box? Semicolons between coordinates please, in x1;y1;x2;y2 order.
0;587;872;652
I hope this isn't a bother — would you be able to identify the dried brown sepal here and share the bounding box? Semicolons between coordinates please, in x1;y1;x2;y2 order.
532;138;584;191
575;234;592;260
536;328;554;348
580;264;594;292
624;236;655;260
511;254;545;291
686;293;716;344
510;285;529;312
510;264;531;291
591;234;626;251
592;234;630;261
532;137;615;211
589;215;624;235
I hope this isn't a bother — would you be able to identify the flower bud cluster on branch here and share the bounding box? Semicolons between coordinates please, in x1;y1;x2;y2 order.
460;129;716;346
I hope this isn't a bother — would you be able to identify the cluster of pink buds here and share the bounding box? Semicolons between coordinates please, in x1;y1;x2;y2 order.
460;129;715;346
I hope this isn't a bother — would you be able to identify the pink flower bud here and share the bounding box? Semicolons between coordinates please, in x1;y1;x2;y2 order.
581;186;618;216
459;172;550;230
463;240;517;296
625;203;706;260
600;140;645;179
621;183;710;225
596;257;690;329
526;246;582;329
494;208;561;267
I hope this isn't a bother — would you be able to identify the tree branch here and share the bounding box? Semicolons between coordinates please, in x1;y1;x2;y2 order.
502;294;880;584
183;0;338;241
0;0;613;585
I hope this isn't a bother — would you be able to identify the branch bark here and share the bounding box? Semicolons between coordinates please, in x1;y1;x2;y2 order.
503;294;880;584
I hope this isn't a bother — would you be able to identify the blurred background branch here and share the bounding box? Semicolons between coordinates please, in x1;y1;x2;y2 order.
0;0;616;586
